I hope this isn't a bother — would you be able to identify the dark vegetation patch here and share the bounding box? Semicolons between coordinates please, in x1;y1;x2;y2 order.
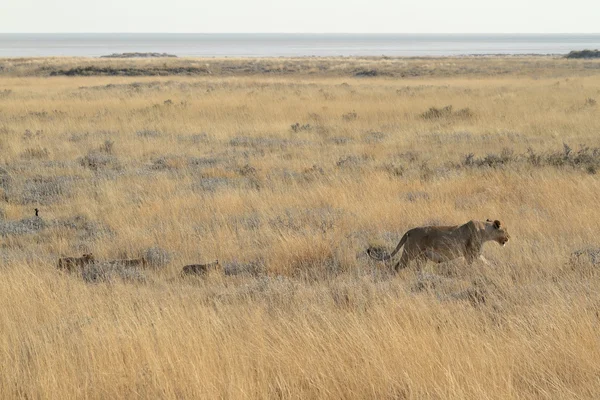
463;148;516;168
354;69;382;77
150;155;187;171
98;140;114;154
187;156;221;168
79;150;121;171
20;176;73;204
0;213;112;241
381;162;406;178
229;136;309;150
290;122;312;133
336;154;372;170
177;132;211;145
328;136;353;145
569;247;600;267
23;129;44;139
565;49;600;59
341;110;358;121
237;164;258;178
100;52;177;58
0;166;12;196
78;80;227;94
81;81;169;91
462;144;600;174
136;129;162;138
67;130;116;142
421;105;474;120
0;216;46;236
49;66;209;77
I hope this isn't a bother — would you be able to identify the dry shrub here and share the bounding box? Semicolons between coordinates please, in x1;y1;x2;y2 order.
79;150;120;171
142;246;173;269
421;105;474;120
463;145;600;174
341;110;358;121
20;176;72;204
0;216;46;236
290;122;312;132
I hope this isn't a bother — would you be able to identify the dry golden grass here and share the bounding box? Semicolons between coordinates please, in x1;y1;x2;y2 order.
1;56;600;399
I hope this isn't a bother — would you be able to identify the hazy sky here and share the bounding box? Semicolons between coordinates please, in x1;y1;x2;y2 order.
1;0;598;33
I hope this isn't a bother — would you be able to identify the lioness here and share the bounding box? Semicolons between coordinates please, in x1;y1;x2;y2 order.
367;219;510;271
182;260;219;276
57;253;95;272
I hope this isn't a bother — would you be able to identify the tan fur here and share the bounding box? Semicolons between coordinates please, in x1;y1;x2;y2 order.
57;253;95;272
182;260;219;276
367;219;510;271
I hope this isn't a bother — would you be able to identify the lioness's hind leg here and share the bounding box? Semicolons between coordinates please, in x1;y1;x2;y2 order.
393;250;422;272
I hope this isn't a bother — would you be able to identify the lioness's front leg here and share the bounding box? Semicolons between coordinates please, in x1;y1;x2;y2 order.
479;255;491;266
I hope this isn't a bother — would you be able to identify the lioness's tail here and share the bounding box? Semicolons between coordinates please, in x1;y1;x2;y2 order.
367;232;409;261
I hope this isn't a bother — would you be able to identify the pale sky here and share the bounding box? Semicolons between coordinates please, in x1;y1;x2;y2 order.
1;0;598;33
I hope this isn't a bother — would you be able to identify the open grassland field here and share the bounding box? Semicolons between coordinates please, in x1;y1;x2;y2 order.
1;56;600;399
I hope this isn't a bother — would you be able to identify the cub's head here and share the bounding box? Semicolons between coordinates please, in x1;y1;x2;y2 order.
485;219;510;246
82;253;94;262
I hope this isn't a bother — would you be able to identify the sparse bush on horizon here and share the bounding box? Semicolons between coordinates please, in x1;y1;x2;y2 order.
565;49;600;59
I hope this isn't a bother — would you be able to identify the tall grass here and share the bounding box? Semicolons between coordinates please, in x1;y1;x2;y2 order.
0;56;600;398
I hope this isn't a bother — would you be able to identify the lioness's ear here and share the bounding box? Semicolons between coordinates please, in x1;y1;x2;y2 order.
486;219;492;222
494;220;501;229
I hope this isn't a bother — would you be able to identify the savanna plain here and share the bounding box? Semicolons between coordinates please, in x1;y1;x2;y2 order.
1;56;600;399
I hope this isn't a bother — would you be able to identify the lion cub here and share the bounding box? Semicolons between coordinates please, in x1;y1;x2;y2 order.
181;260;219;276
57;253;95;272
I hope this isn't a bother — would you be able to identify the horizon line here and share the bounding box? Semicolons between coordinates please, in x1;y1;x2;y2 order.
1;32;600;35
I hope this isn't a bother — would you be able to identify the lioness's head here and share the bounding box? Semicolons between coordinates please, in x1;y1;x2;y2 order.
485;219;510;246
82;253;94;262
